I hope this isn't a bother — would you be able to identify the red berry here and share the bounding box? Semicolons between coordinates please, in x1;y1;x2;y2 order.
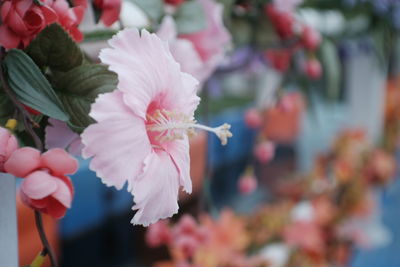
274;12;295;39
265;49;291;72
265;4;278;22
22;104;41;115
244;108;263;129
301;25;321;51
305;59;322;80
164;0;184;6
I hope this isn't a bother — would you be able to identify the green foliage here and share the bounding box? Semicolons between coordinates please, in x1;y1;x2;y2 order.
26;23;83;72
53;64;118;132
174;0;207;34
0;90;13;126
3;49;69;121
320;39;341;101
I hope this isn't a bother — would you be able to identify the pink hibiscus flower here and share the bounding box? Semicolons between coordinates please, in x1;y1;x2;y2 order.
5;147;78;218
157;16;204;83
179;0;231;82
81;28;231;226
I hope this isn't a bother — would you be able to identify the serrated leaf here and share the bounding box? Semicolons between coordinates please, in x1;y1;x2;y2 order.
26;23;83;71
174;1;207;34
54;64;118;132
4;49;69;121
320;40;341;101
130;0;163;22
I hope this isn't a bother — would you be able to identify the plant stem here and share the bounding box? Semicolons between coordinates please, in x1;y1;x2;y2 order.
0;47;55;266
35;211;58;267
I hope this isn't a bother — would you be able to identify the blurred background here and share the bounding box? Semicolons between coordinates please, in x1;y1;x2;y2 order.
16;0;400;266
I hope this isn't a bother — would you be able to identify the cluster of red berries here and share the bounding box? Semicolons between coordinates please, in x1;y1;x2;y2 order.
264;4;322;80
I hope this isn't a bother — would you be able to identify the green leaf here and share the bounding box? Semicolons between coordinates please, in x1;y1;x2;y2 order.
4;49;69;121
0;91;13;126
54;64;118;132
320;40;341;101
130;0;163;22
174;1;207;34
26;23;83;72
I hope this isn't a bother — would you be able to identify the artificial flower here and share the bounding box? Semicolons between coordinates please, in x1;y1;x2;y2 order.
0;127;18;172
146;220;172;247
0;0;57;49
157;16;204;83
180;0;231;82
5;147;78;218
81;28;231;226
93;0;121;26
46;0;85;42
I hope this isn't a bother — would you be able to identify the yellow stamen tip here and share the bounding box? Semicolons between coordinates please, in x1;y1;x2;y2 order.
5;119;17;131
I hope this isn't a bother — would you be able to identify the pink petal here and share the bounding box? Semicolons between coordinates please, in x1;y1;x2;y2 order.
180;0;231;79
15;0;33;17
1;2;12;21
41;5;58;24
130;151;180;226
4;147;41;178
41;148;79;175
81;90;151;190
52;177;73;208
100;29;198;120
167;137;192;194
7;11;28;35
21;171;58;199
0;25;21;49
157;16;205;83
157;16;177;41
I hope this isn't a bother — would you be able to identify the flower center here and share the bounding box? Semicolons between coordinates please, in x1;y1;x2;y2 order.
146;109;232;147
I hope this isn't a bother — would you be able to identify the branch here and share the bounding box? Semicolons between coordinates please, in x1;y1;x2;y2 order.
0;47;56;267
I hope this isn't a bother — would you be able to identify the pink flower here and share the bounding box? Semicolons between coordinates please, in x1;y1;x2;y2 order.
0;0;57;49
238;174;257;195
157;16;204;83
5;147;78;218
244;108;262;129
254;141;275;163
45;118;83;156
46;0;85;42
146;220;172;247
0;127;18;172
170;215;208;259
180;0;231;82
93;0;121;27
81;28;231;226
283;221;325;254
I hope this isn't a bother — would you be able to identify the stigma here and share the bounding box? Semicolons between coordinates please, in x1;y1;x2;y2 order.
146;109;233;145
